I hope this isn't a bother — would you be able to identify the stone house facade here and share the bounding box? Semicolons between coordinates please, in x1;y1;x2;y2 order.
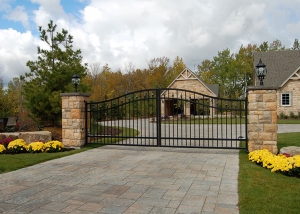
161;68;219;117
254;50;300;117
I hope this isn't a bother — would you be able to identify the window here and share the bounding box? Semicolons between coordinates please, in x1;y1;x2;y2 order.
281;93;291;106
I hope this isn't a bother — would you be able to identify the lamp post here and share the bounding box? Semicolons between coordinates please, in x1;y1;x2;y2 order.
255;59;267;86
72;74;80;92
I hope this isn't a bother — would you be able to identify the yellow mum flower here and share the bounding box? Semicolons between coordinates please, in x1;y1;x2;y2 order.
0;144;6;153
44;140;64;153
7;139;27;154
27;142;45;153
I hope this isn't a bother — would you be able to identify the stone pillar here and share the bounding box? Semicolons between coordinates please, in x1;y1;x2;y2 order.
60;93;90;148
247;86;278;154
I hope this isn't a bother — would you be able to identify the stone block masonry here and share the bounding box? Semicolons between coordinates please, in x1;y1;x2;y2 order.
247;86;278;154
61;93;90;148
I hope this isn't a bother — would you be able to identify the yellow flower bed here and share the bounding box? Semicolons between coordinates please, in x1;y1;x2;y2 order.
1;139;65;154
249;149;300;177
0;144;6;153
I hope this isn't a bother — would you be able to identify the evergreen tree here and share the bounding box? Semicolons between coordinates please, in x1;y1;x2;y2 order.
21;20;88;126
291;39;300;50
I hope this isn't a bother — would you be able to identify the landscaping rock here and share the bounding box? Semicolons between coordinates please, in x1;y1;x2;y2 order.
0;131;52;144
19;131;52;144
280;146;300;156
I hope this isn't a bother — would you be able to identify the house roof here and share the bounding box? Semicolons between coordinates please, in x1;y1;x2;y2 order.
253;50;300;87
166;68;219;97
207;84;219;96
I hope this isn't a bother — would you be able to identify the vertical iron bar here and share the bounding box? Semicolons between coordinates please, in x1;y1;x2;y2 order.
128;96;131;144
172;92;175;147
141;93;147;145
156;89;162;147
85;101;88;144
230;102;233;146
202;96;205;147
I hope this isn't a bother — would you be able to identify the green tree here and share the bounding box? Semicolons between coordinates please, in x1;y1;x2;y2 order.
146;57;170;88
259;41;269;52
6;77;25;116
168;56;186;83
0;77;7;118
269;39;285;51
21;20;88;126
198;44;259;99
291;39;300;50
197;59;214;83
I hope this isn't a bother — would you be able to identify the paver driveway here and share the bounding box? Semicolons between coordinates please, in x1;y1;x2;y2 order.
0;146;239;214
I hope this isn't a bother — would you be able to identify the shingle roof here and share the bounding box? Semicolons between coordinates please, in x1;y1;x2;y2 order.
207;84;219;96
253;50;300;87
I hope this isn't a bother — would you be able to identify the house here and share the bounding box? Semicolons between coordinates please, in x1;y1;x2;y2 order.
253;50;300;116
161;68;219;117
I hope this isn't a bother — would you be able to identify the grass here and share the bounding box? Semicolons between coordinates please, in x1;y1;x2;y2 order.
0;143;103;174
161;117;246;124
89;126;139;143
238;132;300;214
278;119;300;124
162;118;300;124
277;132;300;149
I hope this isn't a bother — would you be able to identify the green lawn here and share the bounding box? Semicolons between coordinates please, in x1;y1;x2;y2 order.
238;132;300;214
0;143;103;174
161;118;300;124
278;119;300;124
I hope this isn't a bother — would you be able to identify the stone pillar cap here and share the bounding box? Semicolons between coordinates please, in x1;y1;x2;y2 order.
60;92;90;97
246;86;278;91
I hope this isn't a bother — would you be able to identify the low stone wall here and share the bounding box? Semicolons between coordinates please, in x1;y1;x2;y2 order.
0;131;52;144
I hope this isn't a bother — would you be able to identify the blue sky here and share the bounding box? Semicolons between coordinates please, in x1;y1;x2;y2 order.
0;0;88;34
1;0;300;86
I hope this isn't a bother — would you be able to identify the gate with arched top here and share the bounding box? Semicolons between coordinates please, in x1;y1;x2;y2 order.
85;88;247;149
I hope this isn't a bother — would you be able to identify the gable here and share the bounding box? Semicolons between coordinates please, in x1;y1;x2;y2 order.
281;67;300;87
166;68;218;97
290;69;300;80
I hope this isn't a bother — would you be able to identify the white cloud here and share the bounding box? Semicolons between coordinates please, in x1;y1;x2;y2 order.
1;0;300;85
0;0;12;12
4;6;29;29
0;29;37;85
31;0;65;27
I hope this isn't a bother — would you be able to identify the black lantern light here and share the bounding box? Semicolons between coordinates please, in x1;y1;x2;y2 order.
72;74;80;92
255;59;267;86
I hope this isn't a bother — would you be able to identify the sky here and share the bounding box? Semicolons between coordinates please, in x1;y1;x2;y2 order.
1;0;300;86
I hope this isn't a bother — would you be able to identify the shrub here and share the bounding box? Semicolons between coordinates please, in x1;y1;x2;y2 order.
7;139;27;154
27;141;45;153
279;112;285;119
0;137;13;148
44;140;64;153
290;112;295;119
0;144;6;153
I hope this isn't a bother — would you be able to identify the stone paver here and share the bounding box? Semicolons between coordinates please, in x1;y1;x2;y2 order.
0;146;239;213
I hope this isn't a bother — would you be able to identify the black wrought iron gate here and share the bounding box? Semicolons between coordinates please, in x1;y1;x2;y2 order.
85;88;248;149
